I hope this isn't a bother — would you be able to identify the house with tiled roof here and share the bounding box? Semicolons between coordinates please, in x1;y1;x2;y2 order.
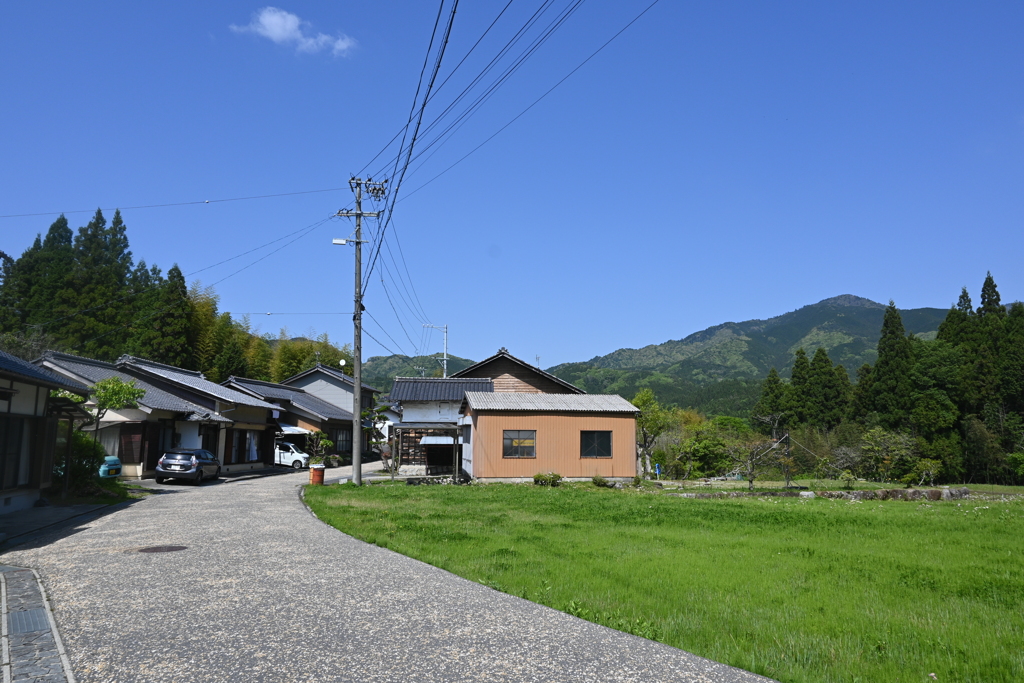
389;377;493;474
279;363;380;456
1;350;89;514
37;352;281;478
222;376;356;454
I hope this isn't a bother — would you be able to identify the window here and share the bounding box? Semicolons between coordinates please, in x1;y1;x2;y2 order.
503;430;536;458
580;431;612;458
461;425;471;445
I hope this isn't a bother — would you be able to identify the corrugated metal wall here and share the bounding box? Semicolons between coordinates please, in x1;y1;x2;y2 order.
471;411;636;479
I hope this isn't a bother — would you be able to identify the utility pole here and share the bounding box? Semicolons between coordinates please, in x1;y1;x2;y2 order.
423;324;449;377
335;177;386;485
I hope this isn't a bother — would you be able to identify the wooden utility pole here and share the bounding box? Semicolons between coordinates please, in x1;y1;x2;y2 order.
335;177;386;485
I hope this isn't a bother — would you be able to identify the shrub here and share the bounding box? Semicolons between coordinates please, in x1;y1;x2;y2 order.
592;475;609;488
533;472;562;487
51;431;107;493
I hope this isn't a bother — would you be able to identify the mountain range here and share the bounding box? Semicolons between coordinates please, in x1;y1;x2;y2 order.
364;295;950;416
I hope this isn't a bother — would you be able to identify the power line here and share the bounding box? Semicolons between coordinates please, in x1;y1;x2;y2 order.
403;0;664;200
363;0;459;293
0;188;354;220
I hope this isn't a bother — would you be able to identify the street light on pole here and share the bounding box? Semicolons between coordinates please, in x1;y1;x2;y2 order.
335;177;386;485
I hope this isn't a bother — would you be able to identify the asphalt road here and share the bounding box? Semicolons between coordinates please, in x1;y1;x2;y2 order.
1;471;775;682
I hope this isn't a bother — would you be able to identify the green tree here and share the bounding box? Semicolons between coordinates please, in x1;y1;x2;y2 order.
752;367;787;437
126;264;192;367
806;348;849;429
860;427;914;483
1001;302;1024;416
783;348;811;424
88;376;147;448
633;388;670;478
936;287;974;346
866;302;913;429
66;209;135;359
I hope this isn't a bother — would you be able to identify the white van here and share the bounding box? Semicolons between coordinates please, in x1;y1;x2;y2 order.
275;442;309;469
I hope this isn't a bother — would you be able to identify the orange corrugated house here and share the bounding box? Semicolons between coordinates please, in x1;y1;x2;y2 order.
459;392;639;481
447;349;638;481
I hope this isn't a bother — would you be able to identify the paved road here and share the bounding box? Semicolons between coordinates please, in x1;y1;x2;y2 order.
2;471;775;682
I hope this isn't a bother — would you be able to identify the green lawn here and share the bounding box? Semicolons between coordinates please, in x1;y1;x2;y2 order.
304;482;1024;683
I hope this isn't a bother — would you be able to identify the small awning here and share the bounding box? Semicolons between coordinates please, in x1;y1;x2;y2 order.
278;424;312;435
419;435;455;445
394;422;458;430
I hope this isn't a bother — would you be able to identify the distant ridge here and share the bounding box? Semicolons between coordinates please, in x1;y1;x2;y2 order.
544;296;947;414
359;296;949;416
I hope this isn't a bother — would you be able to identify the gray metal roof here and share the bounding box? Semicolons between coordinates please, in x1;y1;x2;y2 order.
116;356;279;410
463;392;639;413
2;350;88;394
38;352;228;421
225;377;353;421
390;377;493;402
281;363;380;392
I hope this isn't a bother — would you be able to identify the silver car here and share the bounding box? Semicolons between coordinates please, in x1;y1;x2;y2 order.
155;448;221;485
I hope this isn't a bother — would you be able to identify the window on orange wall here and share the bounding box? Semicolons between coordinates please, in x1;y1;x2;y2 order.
580;431;612;458
502;430;536;458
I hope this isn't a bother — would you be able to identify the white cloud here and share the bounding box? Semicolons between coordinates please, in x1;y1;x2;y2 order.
231;7;355;56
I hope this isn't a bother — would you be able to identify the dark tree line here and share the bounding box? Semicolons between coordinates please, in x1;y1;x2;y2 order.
0;211;350;382
752;274;1024;485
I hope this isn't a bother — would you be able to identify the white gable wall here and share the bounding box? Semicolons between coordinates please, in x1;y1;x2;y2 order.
402;401;460;423
289;375;354;413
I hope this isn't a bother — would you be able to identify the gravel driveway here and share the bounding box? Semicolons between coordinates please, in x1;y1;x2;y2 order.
2;472;775;682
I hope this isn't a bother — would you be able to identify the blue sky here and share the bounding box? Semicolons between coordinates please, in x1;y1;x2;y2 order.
3;2;1023;368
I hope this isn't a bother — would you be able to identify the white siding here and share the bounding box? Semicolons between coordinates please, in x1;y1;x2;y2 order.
402;401;460;423
290;376;354;413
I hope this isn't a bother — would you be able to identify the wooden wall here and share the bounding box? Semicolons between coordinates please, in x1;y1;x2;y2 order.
458;358;575;394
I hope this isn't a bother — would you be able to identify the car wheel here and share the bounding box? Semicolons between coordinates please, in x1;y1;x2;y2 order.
195;471;204;486
155;476;165;484
292;460;303;470
214;467;221;479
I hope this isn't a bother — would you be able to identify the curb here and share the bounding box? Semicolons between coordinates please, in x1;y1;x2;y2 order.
1;566;75;683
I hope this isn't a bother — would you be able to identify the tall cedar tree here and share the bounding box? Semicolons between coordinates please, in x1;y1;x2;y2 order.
806;348;844;428
66;209;133;360
0;216;76;342
1001;302;1024;417
751;367;787;436
784;348;811;424
972;272;1006;419
127;265;192;367
936;287;974;346
866;301;913;429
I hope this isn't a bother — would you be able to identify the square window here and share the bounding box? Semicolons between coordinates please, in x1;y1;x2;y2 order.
503;430;536;458
580;431;612;458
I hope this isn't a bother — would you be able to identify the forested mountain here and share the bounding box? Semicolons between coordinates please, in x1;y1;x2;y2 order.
362;353;475;394
746;276;1024;485
544;296;949;414
0;211;351;383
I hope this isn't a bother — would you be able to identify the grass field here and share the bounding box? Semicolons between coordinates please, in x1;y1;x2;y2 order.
304;482;1024;683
